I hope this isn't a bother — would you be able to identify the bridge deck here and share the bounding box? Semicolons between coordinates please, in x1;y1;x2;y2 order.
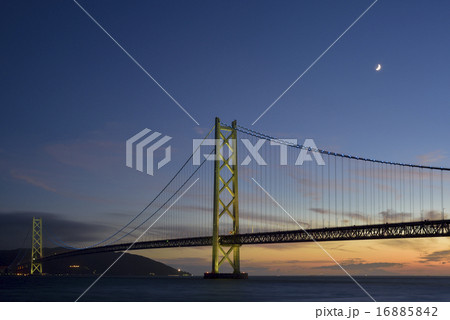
40;219;450;262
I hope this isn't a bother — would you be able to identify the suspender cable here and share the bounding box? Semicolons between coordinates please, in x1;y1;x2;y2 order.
341;157;344;226
349;157;352;225
430;169;433;216
420;168;424;220
322;159;325;228
441;170;444;220
335;156;338;227
328;153;331;228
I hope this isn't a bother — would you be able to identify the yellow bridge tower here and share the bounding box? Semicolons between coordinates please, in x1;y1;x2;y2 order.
31;217;43;275
204;118;247;279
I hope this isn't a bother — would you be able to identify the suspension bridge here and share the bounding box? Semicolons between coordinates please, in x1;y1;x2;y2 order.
12;118;450;279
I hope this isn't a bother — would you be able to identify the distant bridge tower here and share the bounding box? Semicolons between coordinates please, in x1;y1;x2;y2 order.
204;118;247;279
31;217;43;275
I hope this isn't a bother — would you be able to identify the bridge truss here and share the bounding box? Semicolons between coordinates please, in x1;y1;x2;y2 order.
40;219;450;263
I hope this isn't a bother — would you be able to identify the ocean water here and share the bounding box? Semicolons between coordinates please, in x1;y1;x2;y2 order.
1;276;449;302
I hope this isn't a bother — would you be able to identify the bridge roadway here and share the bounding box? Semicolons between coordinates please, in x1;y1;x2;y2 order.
40;219;450;262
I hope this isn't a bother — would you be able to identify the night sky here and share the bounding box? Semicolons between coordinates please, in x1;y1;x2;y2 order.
1;0;449;275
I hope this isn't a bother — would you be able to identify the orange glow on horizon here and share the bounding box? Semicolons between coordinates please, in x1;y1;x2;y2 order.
132;237;450;276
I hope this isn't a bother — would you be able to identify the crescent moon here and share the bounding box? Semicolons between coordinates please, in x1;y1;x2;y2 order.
375;64;382;71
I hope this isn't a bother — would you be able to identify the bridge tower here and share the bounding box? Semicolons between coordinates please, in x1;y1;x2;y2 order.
204;118;247;279
30;217;43;275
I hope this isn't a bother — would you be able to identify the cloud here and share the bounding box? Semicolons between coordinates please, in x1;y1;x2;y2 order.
310;208;369;224
238;265;274;273
423;210;446;220
0;211;114;250
346;213;369;223
269;259;331;265
239;210;311;230
417;150;446;165
379;210;410;223
325;244;356;253
419;250;450;264
10;169;56;193
376;238;450;254
310;208;328;215
313;258;404;275
9;168;131;205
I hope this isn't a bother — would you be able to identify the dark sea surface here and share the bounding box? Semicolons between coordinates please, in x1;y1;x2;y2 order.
1;276;449;302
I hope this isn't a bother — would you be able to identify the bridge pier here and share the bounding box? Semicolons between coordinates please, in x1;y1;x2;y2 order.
204;118;247;279
204;272;248;279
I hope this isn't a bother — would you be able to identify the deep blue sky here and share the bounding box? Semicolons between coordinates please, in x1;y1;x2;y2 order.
1;0;449;248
